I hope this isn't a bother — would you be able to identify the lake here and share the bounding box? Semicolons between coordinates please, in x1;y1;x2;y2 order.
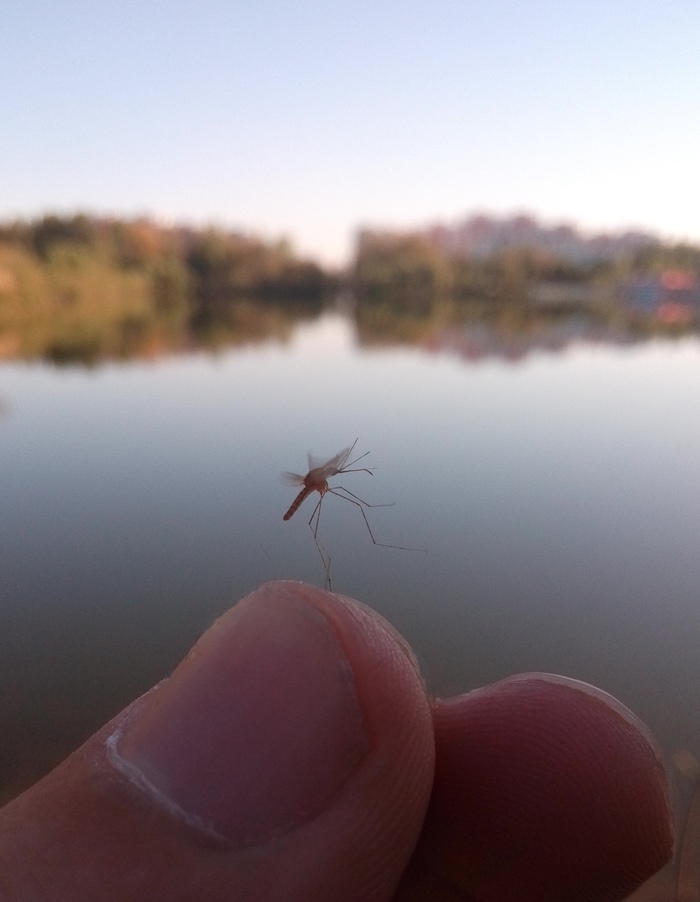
1;304;699;896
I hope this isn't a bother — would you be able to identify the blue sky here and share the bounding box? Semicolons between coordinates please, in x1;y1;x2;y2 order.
2;1;699;264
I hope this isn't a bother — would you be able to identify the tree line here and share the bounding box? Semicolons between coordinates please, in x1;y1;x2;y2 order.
1;213;698;309
0;215;334;362
1;214;698;362
0;214;333;303
352;228;700;306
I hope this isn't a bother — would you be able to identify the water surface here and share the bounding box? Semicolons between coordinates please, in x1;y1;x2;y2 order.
1;311;699;851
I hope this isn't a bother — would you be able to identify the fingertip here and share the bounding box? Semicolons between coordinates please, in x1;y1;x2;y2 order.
418;673;673;902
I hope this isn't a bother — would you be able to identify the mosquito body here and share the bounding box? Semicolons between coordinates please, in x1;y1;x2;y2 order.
283;442;370;522
283;439;412;589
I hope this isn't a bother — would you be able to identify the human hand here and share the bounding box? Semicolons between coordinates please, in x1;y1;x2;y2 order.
0;581;673;901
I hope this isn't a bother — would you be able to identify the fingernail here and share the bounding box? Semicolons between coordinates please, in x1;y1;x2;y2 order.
109;584;369;847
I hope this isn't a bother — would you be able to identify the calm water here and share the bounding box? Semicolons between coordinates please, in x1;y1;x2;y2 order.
2;310;700;877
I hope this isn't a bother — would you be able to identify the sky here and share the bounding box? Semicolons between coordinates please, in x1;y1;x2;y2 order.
2;0;700;265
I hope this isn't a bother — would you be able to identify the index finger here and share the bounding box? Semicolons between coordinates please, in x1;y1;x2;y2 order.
399;673;673;902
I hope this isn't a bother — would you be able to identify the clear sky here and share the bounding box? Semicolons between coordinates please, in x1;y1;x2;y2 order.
2;1;699;264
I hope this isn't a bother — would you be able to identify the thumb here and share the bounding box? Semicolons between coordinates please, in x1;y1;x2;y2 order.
0;582;435;902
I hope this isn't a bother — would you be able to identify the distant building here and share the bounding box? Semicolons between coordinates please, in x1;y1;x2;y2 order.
621;270;700;321
418;213;659;264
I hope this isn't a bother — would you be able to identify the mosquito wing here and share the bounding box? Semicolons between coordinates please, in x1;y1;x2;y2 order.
308;443;355;476
282;471;306;486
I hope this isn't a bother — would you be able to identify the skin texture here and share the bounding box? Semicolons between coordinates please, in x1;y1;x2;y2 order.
0;581;674;901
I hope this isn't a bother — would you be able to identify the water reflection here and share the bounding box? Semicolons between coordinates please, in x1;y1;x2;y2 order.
1;284;699;366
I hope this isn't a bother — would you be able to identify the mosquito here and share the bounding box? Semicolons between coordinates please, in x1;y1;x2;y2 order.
283;439;415;589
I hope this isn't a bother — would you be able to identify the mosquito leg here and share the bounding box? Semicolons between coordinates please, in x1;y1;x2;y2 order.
327;488;423;552
329;491;382;546
308;497;327;559
343;449;371;471
331;485;395;509
308;495;332;588
345;438;360;459
338;466;374;477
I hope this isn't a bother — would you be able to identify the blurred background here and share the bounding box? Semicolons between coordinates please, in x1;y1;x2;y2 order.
2;2;700;898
